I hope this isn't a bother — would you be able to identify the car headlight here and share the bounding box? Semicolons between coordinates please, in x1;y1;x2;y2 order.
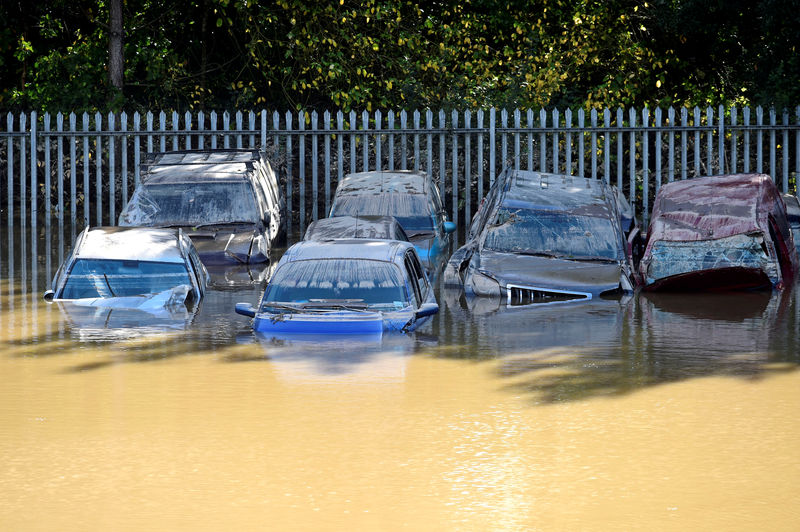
469;268;501;297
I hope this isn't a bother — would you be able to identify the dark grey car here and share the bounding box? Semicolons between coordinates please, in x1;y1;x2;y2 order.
119;149;284;265
445;169;639;305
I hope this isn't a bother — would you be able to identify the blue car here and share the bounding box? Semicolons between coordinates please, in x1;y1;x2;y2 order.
234;239;439;335
328;171;456;270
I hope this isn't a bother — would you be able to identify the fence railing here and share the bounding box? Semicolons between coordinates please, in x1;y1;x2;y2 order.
2;106;799;235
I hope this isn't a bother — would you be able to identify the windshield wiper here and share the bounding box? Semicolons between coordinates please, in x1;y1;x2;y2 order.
261;299;371;313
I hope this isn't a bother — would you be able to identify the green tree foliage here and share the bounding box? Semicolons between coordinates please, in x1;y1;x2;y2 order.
1;0;797;113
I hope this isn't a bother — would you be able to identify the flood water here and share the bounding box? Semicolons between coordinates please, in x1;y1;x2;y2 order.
2;224;800;530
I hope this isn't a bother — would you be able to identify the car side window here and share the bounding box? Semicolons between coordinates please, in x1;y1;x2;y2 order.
404;254;421;307
406;251;427;300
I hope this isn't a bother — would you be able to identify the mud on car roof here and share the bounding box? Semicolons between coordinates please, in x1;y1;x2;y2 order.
140;150;263;185
334;170;431;196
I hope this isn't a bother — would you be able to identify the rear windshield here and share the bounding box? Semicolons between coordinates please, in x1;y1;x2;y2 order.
484;209;623;260
122;182;259;226
61;259;191;299
331;194;435;231
262;259;407;309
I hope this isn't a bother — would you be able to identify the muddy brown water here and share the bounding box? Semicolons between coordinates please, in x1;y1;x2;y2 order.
2;224;800;530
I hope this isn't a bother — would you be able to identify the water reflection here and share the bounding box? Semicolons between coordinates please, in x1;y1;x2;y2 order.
2;223;800;398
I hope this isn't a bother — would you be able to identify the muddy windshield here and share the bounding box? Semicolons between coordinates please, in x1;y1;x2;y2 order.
262;259;408;309
484;209;623;260
332;194;435;231
61;259;191;299
121;182;259;226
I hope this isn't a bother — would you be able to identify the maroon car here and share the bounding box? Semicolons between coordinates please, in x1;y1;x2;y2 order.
639;174;798;291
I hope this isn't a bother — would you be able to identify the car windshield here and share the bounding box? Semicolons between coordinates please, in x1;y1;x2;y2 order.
61;259;192;298
262;259;407;309
484;208;623;260
121;182;259;226
332;193;435;231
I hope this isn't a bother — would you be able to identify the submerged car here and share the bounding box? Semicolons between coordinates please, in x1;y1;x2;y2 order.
328;171;456;267
640;173;798;291
445;169;638;305
234;239;439;335
119;149;284;265
43;226;208;309
782;193;800;256
303;215;410;242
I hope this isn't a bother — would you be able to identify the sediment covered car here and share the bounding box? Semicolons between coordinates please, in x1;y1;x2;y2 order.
303;215;410;242
119;149;284;264
234;239;438;335
328;171;455;269
43;226;208;310
445;169;639;305
640;173;798;291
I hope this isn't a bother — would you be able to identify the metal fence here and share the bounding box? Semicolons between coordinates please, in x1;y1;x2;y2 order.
2;105;799;235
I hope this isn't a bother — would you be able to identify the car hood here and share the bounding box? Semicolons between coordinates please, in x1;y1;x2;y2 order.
475;249;626;296
185;227;265;264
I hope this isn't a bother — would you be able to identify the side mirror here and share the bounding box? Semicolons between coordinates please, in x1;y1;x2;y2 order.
234;302;256;318
415;302;439;319
43;290;55;302
443;221;457;234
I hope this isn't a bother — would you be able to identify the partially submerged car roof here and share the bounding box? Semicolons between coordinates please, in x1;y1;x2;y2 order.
648;174;783;242
74;227;187;263
335;170;431;196
140;149;264;185
304;215;409;241
281;239;414;263
499;171;618;218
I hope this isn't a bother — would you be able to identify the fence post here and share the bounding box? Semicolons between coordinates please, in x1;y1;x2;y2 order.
95;111;102;225
387;110;395;171
565;108;573;177
590;108;597;179
336;111;344;197
730;107;738;174
578;109;585;178
20;113;26;228
121;112;128;210
603;108;610;182
769;108;777;182
438;109;446;200
526;109;534;170
82;113;89;226
501;108;508;171
477;109;484;203
451;109;459;226
539;108;547;173
654;107;662;194
552;108;560;174
628;107;636;205
642;107;650;227
31;111;38;230
744;107;751;172
311;110;319;222
69;112;77;229
375;109;382;171
616;108;624;187
399;110;408;170
285;110;293;236
512;109;520;170
44;112;51;220
108;112;116;222
464;110;472;226
299;110;306;232
679;107;687;181
324;110;331;215
756;106;764;174
782;109;789;193
489;108;496;185
7;113;13;227
718;105;725;175
362;110;369;172
706;106;714;176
